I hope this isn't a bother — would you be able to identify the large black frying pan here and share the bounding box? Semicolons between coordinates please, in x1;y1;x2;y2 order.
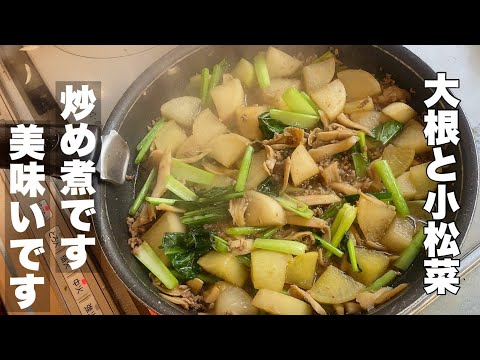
92;45;477;315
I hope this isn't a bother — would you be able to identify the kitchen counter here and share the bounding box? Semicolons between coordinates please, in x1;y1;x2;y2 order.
26;45;480;314
404;45;480;314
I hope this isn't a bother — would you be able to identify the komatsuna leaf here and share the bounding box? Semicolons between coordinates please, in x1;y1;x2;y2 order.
256;176;281;197
162;228;214;279
369;120;403;145
258;112;288;140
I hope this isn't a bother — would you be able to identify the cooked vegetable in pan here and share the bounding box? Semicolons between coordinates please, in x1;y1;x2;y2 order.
127;46;435;315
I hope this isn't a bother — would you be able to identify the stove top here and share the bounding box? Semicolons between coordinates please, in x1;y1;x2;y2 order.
26;45;177;124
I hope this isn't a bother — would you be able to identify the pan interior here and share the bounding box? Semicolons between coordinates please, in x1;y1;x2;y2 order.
94;45;477;315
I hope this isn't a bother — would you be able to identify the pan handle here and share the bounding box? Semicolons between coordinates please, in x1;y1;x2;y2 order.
0;123;101;178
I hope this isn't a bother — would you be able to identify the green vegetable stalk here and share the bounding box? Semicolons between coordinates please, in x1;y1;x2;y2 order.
136;118;165;151
128;168;157;216
366;270;398;292
145;197;177;206
394;228;426;271
262;227;280;238
199;192;245;202
357;131;367;157
200;68;210;106
374;160;410;217
346;237;360;272
134;119;166;164
165;175;198;201
180;204;229;225
171;159;215;186
253;238;307;255
330;203;348;235
181;208;228;226
172;188;242;210
213;236;229;253
275;194;314;219
328;204;357;258
235;145;254;192
313;233;344;258
207;59;229;101
254;52;271;89
226;227;267;236
300;91;320;113
132;241;178;289
282;87;318;116
182;205;228;217
269;109;319;129
196;186;243;200
175;186;244;224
